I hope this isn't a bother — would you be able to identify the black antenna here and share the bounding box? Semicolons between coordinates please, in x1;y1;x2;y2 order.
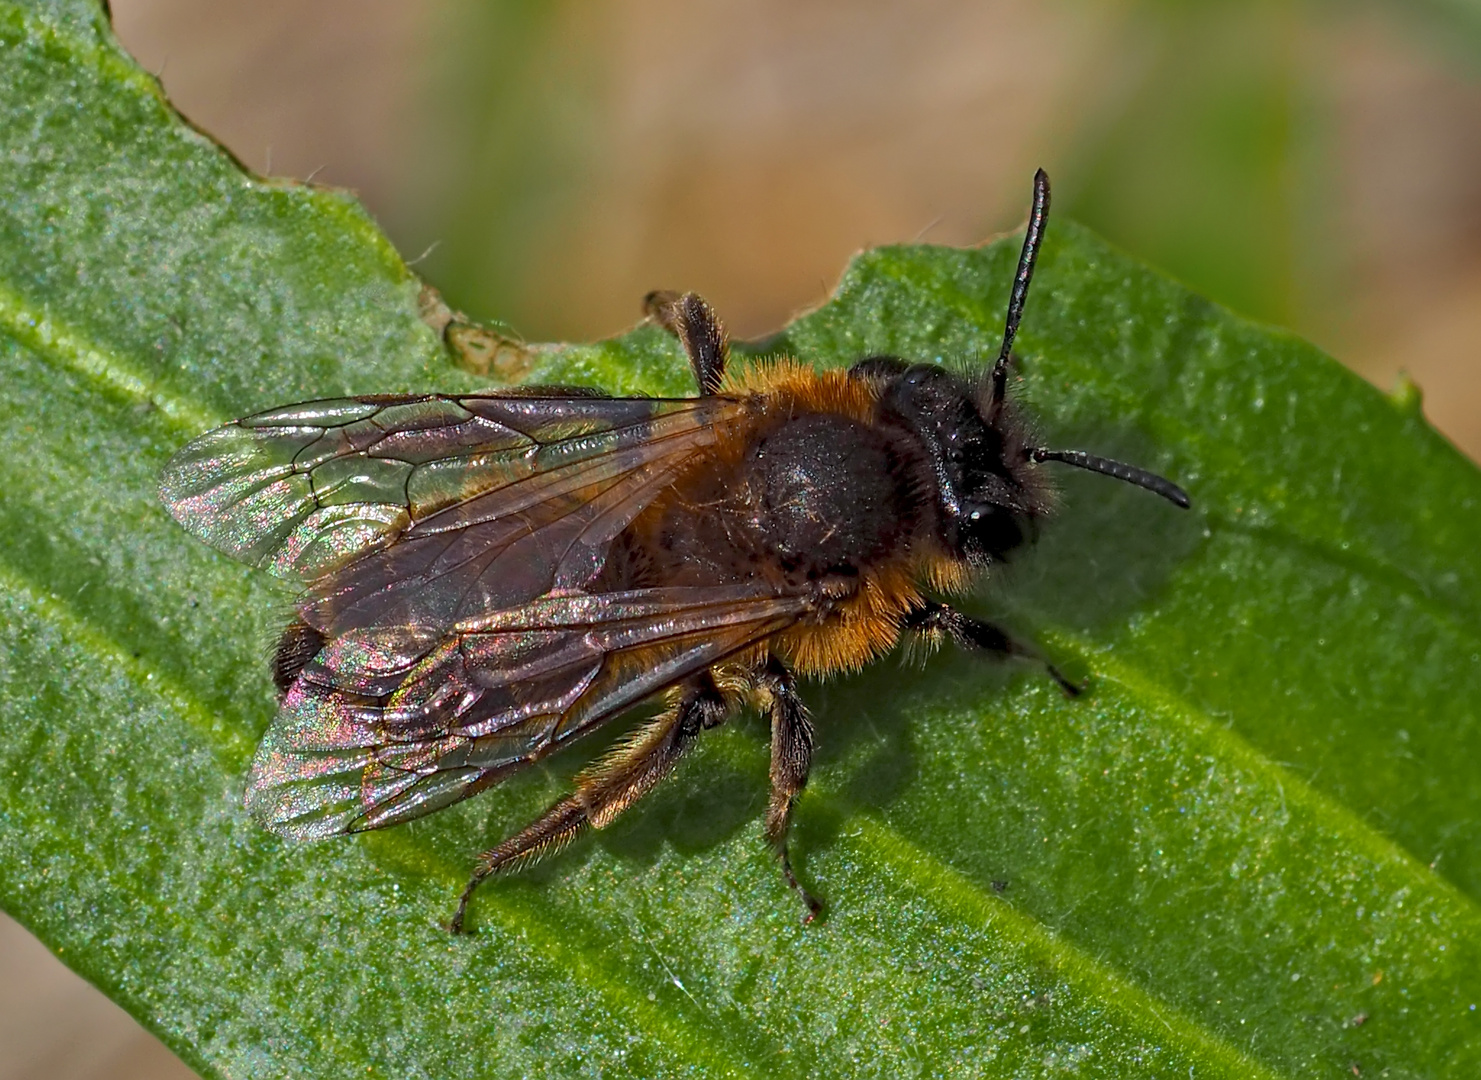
990;168;1051;407
1030;448;1191;508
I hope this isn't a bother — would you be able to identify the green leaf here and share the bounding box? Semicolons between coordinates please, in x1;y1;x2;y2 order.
3;3;1479;1077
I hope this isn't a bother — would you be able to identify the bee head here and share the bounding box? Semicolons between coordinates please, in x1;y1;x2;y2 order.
857;359;1048;564
848;169;1188;567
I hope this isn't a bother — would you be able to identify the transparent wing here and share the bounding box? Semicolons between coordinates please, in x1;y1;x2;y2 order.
164;389;781;838
159;393;741;583
246;585;810;839
292;394;746;641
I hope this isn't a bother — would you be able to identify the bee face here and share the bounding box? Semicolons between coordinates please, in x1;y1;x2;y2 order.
873;363;1047;565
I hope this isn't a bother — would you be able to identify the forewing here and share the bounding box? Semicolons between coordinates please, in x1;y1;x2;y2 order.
245;585;810;838
159;393;740;582
295;395;742;639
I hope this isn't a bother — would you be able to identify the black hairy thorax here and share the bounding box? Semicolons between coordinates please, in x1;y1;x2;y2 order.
743;411;923;577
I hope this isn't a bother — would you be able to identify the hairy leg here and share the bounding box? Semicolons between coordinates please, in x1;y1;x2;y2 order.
449;675;729;932
643;290;729;396
902;599;1081;697
755;656;821;923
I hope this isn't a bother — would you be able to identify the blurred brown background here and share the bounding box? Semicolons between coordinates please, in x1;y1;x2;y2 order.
5;1;1480;1076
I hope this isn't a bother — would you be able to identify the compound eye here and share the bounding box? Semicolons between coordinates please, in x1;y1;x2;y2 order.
961;501;1024;558
903;364;947;388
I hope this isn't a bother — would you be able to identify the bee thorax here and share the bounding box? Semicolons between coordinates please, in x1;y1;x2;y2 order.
746;413;922;577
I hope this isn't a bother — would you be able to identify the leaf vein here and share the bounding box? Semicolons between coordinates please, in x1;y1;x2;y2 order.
0;281;221;436
1066;635;1481;925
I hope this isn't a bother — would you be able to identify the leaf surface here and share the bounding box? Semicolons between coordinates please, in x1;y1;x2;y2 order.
1;3;1478;1077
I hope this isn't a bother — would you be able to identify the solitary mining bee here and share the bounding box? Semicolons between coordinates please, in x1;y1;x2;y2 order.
159;170;1188;931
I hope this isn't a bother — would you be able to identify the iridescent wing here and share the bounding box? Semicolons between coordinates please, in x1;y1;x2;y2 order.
246;585;811;839
159;393;741;586
163;388;795;838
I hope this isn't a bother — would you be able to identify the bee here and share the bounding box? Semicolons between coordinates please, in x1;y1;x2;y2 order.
159;170;1188;931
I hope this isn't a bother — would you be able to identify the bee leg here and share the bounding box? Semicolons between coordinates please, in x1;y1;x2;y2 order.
642;290;729;396
449;675;729;933
902;599;1082;697
756;656;822;924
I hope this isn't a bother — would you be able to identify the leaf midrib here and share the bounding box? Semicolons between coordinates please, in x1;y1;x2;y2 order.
1057;630;1481;918
5;272;1476;915
4;248;1473;1077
